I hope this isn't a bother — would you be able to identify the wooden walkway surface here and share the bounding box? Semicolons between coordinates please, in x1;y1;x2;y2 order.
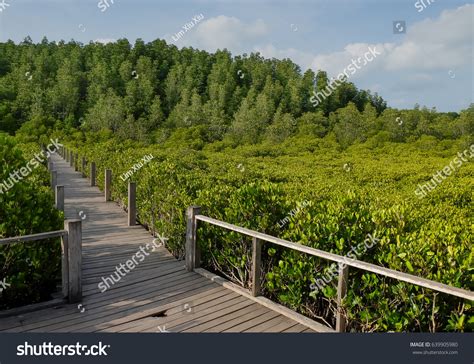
0;153;318;333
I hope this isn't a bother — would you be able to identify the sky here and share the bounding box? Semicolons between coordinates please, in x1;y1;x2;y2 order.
0;0;472;112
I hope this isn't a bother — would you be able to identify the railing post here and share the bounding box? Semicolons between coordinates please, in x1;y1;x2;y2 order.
81;157;86;177
128;181;136;226
65;219;82;303
51;170;57;190
251;237;262;296
61;229;69;298
186;206;201;272
90;162;96;187
47;156;53;171
65;148;69;162
74;153;79;171
336;263;349;332
105;169;112;201
55;185;64;211
69;151;74;167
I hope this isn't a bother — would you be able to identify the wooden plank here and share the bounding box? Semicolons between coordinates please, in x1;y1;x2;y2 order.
281;324;308;333
221;310;281;333
200;305;270;333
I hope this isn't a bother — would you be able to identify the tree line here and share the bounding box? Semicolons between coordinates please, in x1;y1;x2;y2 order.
0;37;472;147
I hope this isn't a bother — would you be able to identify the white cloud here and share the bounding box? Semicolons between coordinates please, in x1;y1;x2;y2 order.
253;44;315;69
184;16;268;52
94;38;116;44
255;4;472;79
385;4;473;70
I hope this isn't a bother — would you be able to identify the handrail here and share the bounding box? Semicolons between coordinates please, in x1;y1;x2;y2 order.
195;214;474;301
0;230;67;246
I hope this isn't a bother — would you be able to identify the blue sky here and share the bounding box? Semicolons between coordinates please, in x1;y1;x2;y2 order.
0;0;472;112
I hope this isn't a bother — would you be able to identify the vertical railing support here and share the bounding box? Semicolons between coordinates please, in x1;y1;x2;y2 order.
104;169;112;201
251;237;262;296
81;157;86;177
65;148;69;162
55;185;64;211
128;182;136;226
185;206;201;272
90;162;96;187
74;153;79;171
336;264;349;332
47;156;53;171
61;229;69;298
69;151;74;167
65;219;82;303
51;170;57;190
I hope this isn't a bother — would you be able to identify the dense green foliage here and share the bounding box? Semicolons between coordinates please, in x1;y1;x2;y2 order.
2;36;470;146
0;134;63;309
62;133;473;332
0;38;472;330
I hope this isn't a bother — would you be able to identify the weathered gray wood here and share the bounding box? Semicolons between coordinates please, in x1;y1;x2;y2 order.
90;162;96;186
51;170;57;190
61;232;69;298
81;157;86;177
104;169;112;202
69;151;74;167
195;215;474;301
0;231;67;245
55;185;64;211
65;148;69;162
74;153;79;171
251;237;262;297
128;182;136;226
185;206;201;272
65;220;82;303
336;264;349;332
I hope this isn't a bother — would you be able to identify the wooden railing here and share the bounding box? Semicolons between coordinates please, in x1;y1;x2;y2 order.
0;223;82;303
184;207;474;332
1;147;82;304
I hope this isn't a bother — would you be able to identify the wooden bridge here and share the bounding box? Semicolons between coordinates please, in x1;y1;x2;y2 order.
0;150;327;333
0;148;472;333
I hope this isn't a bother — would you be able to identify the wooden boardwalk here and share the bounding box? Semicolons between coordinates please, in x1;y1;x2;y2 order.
0;153;321;333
